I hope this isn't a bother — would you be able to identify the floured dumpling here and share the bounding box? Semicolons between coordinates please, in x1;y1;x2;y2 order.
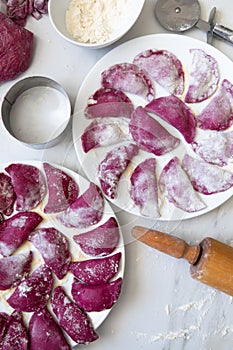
0;212;42;256
29;227;71;280
57;183;104;228
182;154;233;194
5;163;46;211
84;87;134;119
133;49;184;95
81;117;130;153
71;277;122;312
43;163;79;214
7;264;53;312
130;158;160;218
129;107;180;156
69;252;121;285
73;217;120;257
185;48;219;103
29;307;71;350
159;157;206;212
51;286;98;344
197;79;233;131
0;252;32;290
101;62;155;101
145;95;196;143
98;143;138;199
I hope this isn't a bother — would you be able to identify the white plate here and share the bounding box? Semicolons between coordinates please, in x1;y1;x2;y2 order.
0;161;125;348
72;33;233;221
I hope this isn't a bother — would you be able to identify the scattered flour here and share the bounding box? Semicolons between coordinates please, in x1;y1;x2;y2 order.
66;0;133;43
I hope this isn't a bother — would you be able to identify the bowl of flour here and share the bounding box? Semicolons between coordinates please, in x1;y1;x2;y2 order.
48;0;145;49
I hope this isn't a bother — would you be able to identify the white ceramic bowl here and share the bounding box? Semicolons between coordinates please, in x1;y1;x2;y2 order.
48;0;145;49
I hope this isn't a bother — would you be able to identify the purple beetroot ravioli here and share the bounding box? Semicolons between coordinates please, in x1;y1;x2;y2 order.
98;143;139;199
101;62;155;101
43;163;79;213
29;227;71;279
57;182;104;229
7;264;53;312
196;79;233;131
0;172;16;216
130;158;160;218
71;277;122;312
133;49;184;95
84;87;134;119
73;217;120;257
145;95;196;143
129;107;180;156
69;252;122;285
182;154;233;195
185;48;219;103
81;117;130;153
51;286;98;345
0;251;32;290
0;212;42;256
29;307;71;350
5;163;46;211
159;157;206;213
0;311;28;350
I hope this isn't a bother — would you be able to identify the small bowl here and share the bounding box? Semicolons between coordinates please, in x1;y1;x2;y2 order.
1;76;71;149
48;0;145;49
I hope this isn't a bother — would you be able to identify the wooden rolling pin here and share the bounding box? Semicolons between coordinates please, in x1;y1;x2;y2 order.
132;226;233;296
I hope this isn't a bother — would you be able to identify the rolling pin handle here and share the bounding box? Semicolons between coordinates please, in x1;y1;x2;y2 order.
182;244;201;265
131;226;201;265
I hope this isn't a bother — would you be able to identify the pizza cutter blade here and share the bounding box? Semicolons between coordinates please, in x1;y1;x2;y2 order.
155;0;233;45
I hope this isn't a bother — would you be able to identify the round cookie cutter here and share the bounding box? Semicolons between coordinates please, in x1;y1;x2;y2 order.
1;76;71;149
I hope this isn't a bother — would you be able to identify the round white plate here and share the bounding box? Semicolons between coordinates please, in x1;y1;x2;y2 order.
0;161;125;348
72;33;233;221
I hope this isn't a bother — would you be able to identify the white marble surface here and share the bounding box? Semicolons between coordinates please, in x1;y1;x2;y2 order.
1;1;233;349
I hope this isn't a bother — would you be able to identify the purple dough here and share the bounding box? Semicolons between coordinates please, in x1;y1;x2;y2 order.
98;143;139;199
182;154;233;195
81;117;130;153
129;107;180;156
29;227;71;279
5;163;46;211
0;12;34;81
0;311;28;350
73;217;120;257
29;307;71;350
130;158;160;218
7;264;53;312
159;157;206;213
43;163;79;214
51;286;98;345
0;251;32;290
69;252;121;285
57;182;104;228
185;48;219;103
133;49;184;95
71;277;122;312
196;79;233;131
101;62;155;101
0;212;42;256
84;87;134;119
0;173;16;216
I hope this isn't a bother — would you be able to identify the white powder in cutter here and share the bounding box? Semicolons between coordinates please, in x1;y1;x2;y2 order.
66;0;133;44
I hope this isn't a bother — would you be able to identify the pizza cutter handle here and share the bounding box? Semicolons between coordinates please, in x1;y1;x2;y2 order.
131;226;201;265
213;23;233;45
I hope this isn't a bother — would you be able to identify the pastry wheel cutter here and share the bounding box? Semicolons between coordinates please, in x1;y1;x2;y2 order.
155;0;233;45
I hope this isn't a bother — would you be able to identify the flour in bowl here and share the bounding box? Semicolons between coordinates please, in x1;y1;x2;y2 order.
66;0;133;44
